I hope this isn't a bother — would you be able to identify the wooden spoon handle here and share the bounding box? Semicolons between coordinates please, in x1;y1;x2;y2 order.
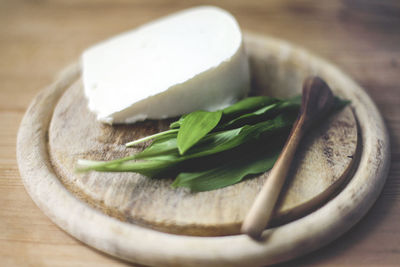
241;118;304;238
241;76;335;239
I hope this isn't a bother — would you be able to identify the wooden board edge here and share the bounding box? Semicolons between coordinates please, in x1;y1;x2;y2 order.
16;34;390;266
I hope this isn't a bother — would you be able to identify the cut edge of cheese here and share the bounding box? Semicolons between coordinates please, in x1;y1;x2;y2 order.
81;6;250;124
109;42;250;124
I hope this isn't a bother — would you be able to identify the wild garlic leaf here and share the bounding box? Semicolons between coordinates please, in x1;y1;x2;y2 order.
169;113;188;129
76;120;289;184
172;144;281;192
136;113;294;161
219;95;301;130
219;103;279;130
136;127;241;160
221;96;279;119
136;134;179;158
169;96;278;129
77;94;350;192
177;110;222;155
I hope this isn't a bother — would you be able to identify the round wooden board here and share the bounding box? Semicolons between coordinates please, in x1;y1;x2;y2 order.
17;34;390;266
48;62;357;237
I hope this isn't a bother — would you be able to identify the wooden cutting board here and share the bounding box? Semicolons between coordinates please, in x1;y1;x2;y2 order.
17;34;390;266
48;71;357;237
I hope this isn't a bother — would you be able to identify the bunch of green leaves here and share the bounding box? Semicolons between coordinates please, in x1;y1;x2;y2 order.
77;95;343;192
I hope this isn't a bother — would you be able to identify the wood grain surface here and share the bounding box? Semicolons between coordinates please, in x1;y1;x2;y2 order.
47;64;357;236
2;0;400;266
16;34;389;266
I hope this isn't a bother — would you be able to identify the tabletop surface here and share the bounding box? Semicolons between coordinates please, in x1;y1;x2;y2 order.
1;0;399;266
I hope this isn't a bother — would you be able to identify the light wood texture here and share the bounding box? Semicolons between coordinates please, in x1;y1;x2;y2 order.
241;77;336;238
17;34;388;266
47;60;356;236
2;0;400;266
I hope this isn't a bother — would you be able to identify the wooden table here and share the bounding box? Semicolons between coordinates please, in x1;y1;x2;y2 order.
1;0;399;266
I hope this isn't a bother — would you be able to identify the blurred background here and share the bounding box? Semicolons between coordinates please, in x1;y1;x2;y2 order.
1;0;399;266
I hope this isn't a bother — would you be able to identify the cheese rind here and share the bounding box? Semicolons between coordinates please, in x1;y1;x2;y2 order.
82;6;250;124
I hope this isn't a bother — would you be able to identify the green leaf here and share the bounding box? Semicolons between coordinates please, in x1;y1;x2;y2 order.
169;96;279;129
77;94;348;192
177;110;222;155
172;143;281;192
135;112;294;161
219;95;301;130
137;134;179;158
79;112;294;178
169;113;188;128
222;96;279;119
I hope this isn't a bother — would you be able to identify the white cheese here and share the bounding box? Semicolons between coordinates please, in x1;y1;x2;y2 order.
82;6;250;124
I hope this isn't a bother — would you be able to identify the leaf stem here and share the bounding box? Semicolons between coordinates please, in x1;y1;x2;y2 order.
76;154;136;172
125;129;178;147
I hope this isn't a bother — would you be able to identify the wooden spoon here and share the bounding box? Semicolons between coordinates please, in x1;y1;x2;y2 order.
241;76;335;239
